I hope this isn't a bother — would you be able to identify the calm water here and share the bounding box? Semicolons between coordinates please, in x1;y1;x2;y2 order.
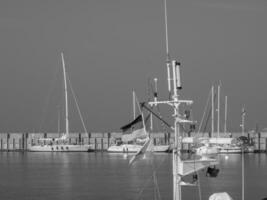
0;152;266;200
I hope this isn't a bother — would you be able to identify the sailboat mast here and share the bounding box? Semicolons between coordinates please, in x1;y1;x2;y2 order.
211;85;214;137
217;84;220;138
224;96;228;134
132;90;136;120
61;52;69;139
241;106;245;200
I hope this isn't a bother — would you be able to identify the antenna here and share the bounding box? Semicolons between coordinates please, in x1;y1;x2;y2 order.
164;0;172;96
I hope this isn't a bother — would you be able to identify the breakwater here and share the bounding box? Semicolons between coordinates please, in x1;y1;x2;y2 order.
0;132;266;152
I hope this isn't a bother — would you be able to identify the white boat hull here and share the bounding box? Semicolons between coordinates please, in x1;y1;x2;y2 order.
28;144;93;152
107;144;169;153
219;147;242;153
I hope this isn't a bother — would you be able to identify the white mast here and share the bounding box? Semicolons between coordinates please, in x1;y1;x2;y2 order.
164;0;171;98
61;52;69;139
241;106;246;200
224;96;228;134
133;90;136;119
147;2;217;200
211;85;214;137
217;84;220;138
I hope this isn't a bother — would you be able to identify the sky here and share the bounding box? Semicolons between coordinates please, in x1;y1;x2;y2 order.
0;0;266;133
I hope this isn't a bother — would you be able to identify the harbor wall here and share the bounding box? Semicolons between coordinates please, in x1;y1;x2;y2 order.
0;132;266;152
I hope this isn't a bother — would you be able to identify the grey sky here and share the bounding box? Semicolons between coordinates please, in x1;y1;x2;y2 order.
0;0;266;133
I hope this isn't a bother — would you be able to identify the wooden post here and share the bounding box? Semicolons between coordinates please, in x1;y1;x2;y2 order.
44;133;47;145
13;138;15;150
101;138;104;151
95;138;97;151
88;133;91;145
7;133;10;151
258;132;261;152
0;139;2;151
26;133;29;150
164;133;167;145
78;133;81;145
107;133;110;147
22;134;25;150
19;138;22;150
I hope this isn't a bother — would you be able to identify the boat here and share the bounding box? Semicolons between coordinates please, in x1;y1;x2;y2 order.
28;53;93;152
129;1;233;199
218;144;242;153
107;91;169;153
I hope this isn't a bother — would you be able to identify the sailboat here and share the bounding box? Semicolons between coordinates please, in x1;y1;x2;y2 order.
28;53;93;152
107;91;169;153
129;1;233;199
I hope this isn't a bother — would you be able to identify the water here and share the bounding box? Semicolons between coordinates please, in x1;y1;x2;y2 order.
0;152;266;200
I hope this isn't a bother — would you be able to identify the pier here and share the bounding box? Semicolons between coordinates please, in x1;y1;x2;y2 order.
0;131;266;152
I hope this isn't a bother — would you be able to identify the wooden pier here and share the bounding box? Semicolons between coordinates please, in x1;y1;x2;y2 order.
0;132;266;152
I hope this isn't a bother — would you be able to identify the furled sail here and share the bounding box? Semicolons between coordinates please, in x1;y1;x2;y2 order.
121;114;150;143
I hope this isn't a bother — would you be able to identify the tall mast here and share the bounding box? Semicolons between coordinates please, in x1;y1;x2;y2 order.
241;106;246;200
224;96;228;134
132;90;136;120
61;52;69;139
211;85;214;137
217;84;220;138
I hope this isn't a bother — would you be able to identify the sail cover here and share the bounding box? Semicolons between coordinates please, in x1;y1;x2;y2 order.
121;114;149;143
120;115;143;132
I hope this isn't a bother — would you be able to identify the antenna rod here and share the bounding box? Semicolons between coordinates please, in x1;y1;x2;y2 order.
164;0;171;95
61;52;69;139
164;0;169;61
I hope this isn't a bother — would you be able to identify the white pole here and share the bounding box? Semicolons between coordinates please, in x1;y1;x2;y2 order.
241;106;245;200
154;78;158;102
61;52;69;139
164;0;171;96
172;61;177;97
133;90;136;119
57;106;60;134
175;62;182;90
211;85;214;137
224;96;228;134
217;84;220;138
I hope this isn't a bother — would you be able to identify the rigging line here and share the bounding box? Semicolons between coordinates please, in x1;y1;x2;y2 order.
141;103;172;129
135;153;167;200
197;88;212;134
66;74;88;134
38;65;61;132
202;91;217;135
135;94;147;134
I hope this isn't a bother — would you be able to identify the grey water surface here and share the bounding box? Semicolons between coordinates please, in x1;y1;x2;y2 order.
0;152;266;200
